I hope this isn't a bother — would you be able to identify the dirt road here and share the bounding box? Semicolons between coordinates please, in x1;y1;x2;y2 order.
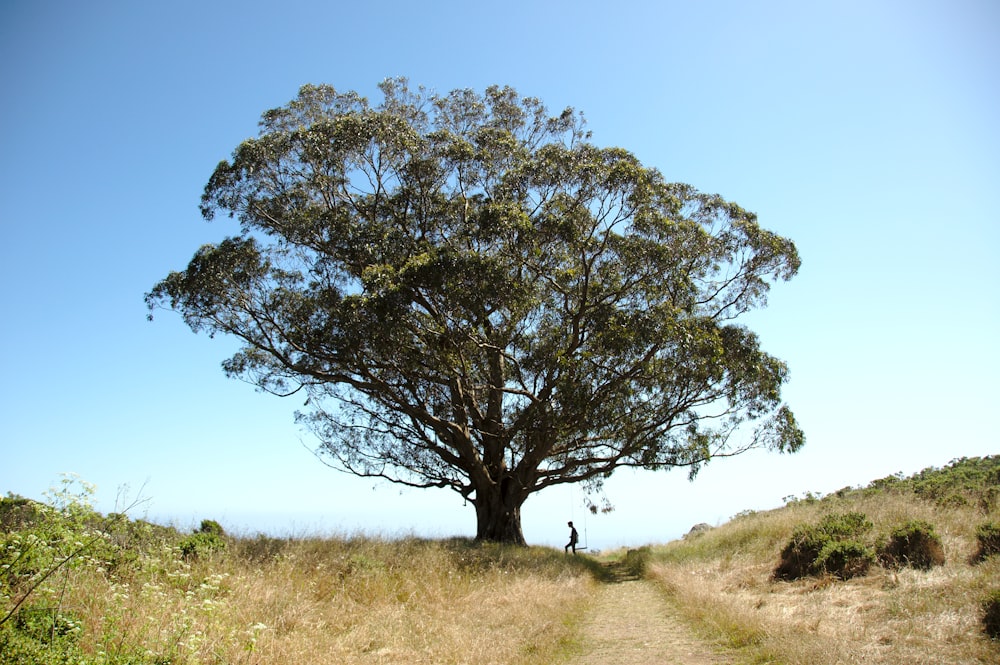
571;578;731;664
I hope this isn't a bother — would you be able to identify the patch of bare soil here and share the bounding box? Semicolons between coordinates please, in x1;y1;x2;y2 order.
571;578;731;665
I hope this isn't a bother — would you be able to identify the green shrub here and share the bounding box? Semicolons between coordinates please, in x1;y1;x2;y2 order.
974;522;1000;562
9;605;82;644
880;520;945;570
864;456;1000;508
198;519;225;537
98;515;179;577
1;476;107;632
0;476;188;664
0;620;83;665
0;496;44;532
774;512;873;580
983;589;1000;640
774;524;828;580
814;540;876;579
177;518;228;560
179;531;226;560
816;512;873;539
982;486;999;512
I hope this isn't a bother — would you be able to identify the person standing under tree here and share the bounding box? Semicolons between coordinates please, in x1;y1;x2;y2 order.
565;521;579;554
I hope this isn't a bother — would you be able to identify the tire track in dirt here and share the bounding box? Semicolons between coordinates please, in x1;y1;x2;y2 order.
571;578;731;664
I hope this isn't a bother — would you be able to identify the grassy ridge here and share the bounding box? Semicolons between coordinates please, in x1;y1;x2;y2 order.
3;458;997;664
648;456;1000;664
1;479;597;664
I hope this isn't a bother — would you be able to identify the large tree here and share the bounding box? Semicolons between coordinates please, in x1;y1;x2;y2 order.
147;79;804;544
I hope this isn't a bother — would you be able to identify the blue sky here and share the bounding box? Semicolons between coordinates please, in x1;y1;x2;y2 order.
1;0;997;551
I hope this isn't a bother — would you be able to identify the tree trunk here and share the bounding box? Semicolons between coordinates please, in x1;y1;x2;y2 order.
473;483;527;545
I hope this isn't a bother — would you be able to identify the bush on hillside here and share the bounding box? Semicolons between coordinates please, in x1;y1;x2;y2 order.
0;606;85;665
198;519;225;536
864;456;1000;509
879;520;945;570
0;478;118;663
0;495;45;532
974;522;1000;563
1;481;103;600
774;512;873;580
983;589;1000;640
818;512;873;538
774;525;829;580
179;519;227;560
814;540;876;580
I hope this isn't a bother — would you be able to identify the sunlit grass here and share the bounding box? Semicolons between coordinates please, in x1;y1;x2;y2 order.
3;529;597;664
648;484;1000;664
6;460;998;664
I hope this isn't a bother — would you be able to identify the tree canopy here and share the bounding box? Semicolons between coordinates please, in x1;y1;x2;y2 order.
147;79;804;544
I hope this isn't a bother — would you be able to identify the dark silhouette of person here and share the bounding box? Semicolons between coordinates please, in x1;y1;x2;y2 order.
565;521;579;553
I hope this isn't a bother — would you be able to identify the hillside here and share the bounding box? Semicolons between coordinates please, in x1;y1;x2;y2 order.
647;455;1000;664
2;458;998;664
0;483;598;664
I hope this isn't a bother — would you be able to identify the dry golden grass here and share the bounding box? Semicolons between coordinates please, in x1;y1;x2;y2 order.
649;491;1000;664
54;536;595;664
8;463;997;664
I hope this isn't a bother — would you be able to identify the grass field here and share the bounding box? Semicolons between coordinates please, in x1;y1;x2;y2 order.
646;457;1000;664
3;458;998;664
1;475;608;664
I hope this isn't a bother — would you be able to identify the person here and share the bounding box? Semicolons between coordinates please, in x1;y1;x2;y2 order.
565;521;579;554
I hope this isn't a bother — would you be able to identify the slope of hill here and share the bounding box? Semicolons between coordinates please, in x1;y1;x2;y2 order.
647;456;1000;664
3;458;997;664
0;478;599;664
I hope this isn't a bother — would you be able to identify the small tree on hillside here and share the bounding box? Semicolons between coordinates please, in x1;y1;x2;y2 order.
147;79;804;544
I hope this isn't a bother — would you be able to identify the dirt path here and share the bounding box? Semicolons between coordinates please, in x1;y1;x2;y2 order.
571;578;731;664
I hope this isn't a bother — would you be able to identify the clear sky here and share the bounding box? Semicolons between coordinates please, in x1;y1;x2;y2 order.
1;0;997;551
